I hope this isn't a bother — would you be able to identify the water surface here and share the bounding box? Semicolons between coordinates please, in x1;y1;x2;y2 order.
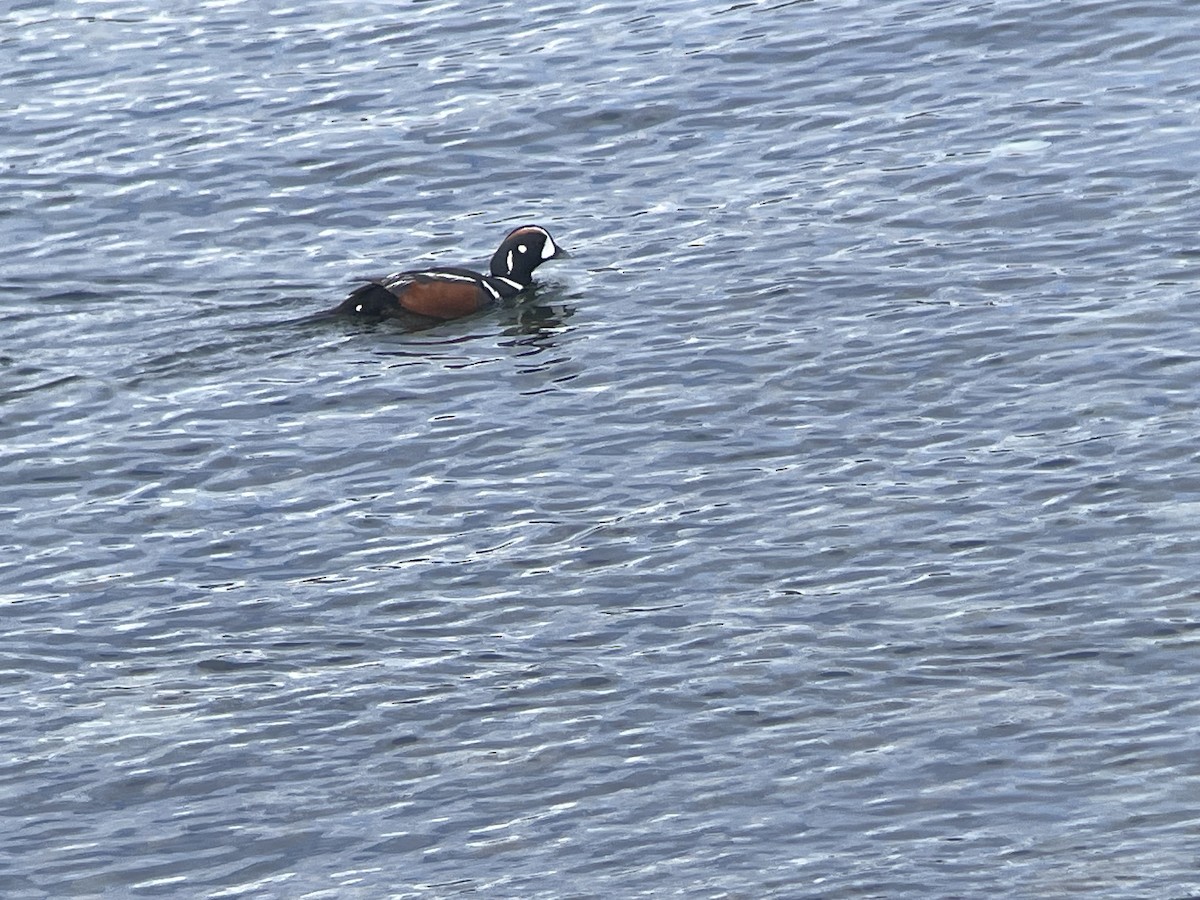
4;1;1200;896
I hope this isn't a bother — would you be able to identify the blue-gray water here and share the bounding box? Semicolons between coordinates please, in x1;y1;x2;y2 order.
4;1;1200;897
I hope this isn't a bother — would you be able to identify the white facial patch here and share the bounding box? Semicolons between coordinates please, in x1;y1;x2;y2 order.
518;244;528;254
540;235;557;259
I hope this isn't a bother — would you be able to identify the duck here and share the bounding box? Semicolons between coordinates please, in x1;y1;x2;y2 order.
324;224;567;321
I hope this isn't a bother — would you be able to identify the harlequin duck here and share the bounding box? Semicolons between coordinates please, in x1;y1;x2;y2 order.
325;224;567;321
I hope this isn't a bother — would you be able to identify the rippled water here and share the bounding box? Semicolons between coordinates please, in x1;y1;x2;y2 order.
5;1;1200;896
